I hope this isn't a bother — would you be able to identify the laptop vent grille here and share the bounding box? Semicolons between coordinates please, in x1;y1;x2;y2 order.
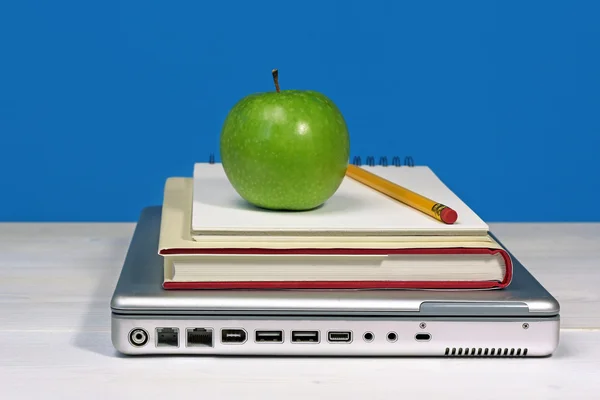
444;347;528;357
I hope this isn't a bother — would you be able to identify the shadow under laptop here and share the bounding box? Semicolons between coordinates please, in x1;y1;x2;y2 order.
71;224;136;359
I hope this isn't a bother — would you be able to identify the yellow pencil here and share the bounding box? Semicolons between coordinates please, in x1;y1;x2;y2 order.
345;164;458;224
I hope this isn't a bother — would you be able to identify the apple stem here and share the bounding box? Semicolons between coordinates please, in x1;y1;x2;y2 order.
272;69;280;93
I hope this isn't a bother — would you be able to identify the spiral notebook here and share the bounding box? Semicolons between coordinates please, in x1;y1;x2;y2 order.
157;159;513;290
189;161;489;240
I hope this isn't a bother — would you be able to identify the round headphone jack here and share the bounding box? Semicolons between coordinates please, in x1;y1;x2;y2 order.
129;328;149;347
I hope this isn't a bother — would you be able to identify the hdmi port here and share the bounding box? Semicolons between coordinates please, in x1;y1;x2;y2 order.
291;330;319;343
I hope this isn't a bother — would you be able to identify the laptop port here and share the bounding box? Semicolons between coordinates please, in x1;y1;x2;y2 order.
255;330;283;343
327;331;352;343
221;328;247;344
129;328;148;347
187;328;213;347
156;328;179;347
415;333;431;342
387;331;398;342
291;330;319;343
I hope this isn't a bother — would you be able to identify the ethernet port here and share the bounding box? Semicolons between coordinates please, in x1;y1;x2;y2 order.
156;327;179;347
187;328;213;347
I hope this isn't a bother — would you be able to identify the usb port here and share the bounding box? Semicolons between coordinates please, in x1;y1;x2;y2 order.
291;330;319;343
221;328;247;344
327;331;352;343
255;330;283;343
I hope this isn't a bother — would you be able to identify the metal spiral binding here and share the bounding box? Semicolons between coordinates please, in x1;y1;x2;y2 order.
209;153;415;166
352;155;414;167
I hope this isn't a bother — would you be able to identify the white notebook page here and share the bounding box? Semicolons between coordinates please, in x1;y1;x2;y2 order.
191;163;488;235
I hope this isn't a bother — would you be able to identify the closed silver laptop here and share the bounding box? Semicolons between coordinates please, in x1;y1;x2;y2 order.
110;207;560;357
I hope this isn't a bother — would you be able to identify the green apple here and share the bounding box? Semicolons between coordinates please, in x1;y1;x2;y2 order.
219;69;350;211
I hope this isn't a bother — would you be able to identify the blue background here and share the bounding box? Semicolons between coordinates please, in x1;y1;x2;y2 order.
1;1;599;222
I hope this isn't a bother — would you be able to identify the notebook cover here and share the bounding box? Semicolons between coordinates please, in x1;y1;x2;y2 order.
190;163;489;237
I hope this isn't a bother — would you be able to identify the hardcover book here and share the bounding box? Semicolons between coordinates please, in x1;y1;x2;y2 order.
157;164;513;290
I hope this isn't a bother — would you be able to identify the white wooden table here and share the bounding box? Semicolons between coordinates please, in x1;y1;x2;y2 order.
1;223;599;399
